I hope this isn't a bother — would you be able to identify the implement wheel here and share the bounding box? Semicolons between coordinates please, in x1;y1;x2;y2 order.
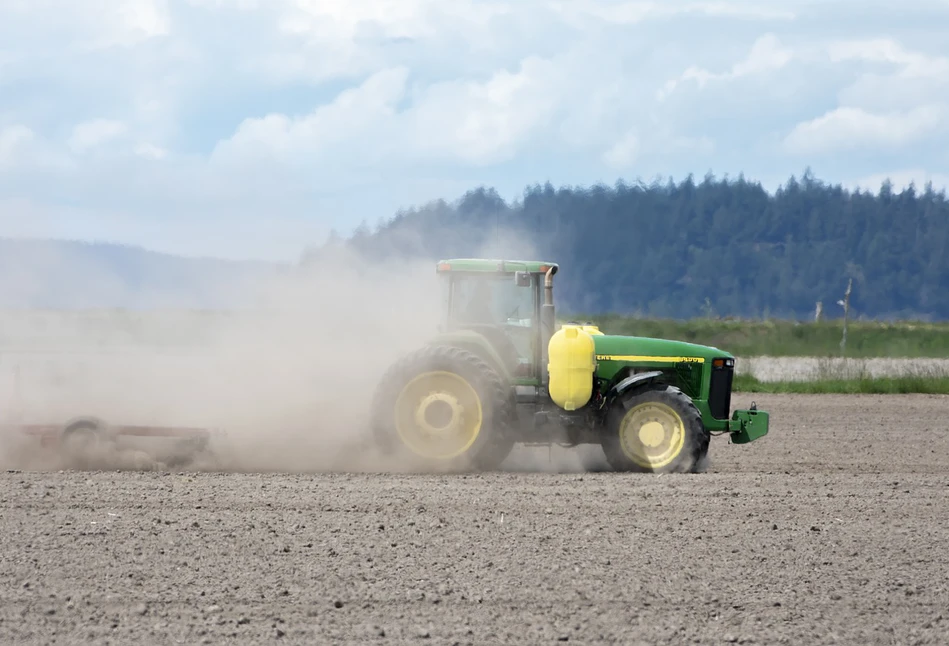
61;419;111;453
601;385;709;473
371;345;515;471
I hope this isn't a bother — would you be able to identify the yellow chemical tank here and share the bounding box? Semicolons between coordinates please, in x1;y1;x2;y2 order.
547;325;597;411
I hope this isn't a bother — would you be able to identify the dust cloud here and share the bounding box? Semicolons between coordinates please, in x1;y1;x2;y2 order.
0;222;608;474
0;240;439;472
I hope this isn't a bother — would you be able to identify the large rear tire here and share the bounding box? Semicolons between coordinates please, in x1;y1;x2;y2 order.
601;384;709;473
370;345;515;471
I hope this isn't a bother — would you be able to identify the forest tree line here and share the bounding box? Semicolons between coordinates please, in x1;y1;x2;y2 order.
303;170;949;321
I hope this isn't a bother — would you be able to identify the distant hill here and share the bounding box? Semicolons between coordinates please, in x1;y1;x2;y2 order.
4;169;949;320
0;239;285;309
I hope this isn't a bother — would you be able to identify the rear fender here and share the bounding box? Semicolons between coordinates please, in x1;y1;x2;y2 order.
427;330;514;383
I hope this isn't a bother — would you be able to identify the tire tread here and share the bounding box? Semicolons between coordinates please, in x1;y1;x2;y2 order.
601;384;709;473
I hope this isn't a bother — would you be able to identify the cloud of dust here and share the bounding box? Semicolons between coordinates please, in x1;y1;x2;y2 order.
0;213;612;475
0;238;443;472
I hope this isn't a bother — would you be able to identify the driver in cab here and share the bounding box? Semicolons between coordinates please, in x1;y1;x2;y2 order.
461;281;497;325
457;279;531;376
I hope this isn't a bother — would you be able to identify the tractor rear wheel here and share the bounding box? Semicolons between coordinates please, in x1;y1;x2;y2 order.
600;384;709;473
370;345;515;471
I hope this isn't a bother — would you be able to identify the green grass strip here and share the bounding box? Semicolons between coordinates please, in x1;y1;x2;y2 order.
575;315;949;359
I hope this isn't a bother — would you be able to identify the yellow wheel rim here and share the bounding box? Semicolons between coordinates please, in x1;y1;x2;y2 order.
618;401;686;469
394;371;483;460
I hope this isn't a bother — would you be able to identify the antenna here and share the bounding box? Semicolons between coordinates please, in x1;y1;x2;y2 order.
495;200;500;259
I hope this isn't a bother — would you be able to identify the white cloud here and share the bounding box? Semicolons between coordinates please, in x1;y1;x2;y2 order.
689;2;796;20
2;0;170;52
658;33;794;99
406;56;563;165
279;0;436;40
68;119;129;153
183;0;262;8
827;38;949;79
116;0;170;40
837;73;949;114
134;143;168;160
783;105;948;155
654;26;949;164
551;1;796;26
830;39;949;114
1;0;949;260
214;54;565;167
0;125;34;168
602;130;640;168
211;67;410;166
659;34;949;104
237;0;518;85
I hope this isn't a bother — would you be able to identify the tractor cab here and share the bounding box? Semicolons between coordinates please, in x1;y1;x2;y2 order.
436;259;558;382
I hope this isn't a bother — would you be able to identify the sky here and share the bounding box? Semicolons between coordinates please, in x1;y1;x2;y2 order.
1;0;949;262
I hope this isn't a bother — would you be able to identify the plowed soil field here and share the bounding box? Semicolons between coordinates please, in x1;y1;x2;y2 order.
2;394;948;645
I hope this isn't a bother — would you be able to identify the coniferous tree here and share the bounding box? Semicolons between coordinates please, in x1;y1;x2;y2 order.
310;172;949;321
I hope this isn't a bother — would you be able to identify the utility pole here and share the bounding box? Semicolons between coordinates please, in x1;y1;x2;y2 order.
837;278;852;355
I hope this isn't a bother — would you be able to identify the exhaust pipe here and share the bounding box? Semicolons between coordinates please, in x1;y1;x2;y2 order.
541;266;555;389
544;266;554;306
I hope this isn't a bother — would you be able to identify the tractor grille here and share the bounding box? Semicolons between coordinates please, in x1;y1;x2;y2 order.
708;361;734;420
675;362;703;399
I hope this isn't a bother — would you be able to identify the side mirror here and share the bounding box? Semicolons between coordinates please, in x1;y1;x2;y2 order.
514;271;532;287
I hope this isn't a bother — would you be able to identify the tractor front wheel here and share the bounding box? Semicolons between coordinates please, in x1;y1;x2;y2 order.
601;385;709;473
370;345;515;471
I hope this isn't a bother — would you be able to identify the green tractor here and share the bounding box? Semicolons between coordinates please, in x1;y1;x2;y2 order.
370;259;768;473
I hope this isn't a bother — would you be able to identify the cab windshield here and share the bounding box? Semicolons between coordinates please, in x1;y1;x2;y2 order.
450;274;534;327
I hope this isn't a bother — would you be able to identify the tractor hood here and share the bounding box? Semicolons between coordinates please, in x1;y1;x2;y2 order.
591;333;731;362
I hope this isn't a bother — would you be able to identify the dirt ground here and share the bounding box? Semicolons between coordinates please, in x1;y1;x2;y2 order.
1;393;948;645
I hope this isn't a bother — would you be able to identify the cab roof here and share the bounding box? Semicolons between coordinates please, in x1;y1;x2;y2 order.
436;258;559;275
